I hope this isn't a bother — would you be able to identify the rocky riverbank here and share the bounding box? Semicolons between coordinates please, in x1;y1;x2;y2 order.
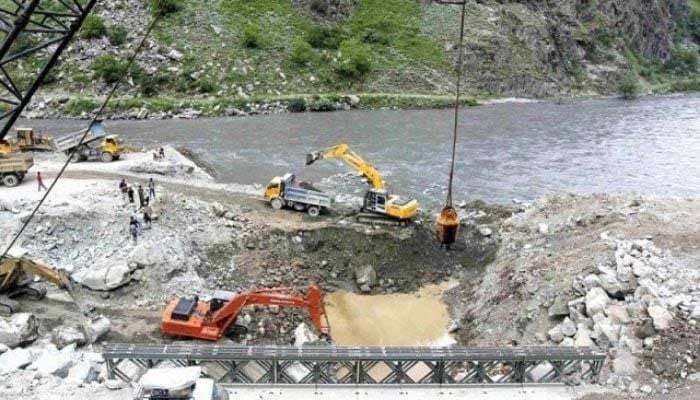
0;149;698;398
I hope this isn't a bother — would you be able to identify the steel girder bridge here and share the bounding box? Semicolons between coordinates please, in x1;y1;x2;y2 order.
104;344;605;386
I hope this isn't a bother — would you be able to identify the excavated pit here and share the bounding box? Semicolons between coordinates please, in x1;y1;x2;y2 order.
201;221;499;345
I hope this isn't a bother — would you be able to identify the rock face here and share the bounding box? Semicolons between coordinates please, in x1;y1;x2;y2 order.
0;313;38;348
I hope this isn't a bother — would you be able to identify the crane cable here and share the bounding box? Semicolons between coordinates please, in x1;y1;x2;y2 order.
1;16;161;260
446;0;467;208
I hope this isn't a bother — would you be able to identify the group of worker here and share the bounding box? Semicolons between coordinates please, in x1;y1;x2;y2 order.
119;177;158;244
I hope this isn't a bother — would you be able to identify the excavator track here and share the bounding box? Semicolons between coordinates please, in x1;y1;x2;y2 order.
0;295;18;314
355;212;408;227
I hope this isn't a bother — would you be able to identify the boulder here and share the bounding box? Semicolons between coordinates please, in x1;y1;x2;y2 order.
0;347;34;375
293;323;319;348
582;274;601;290
51;326;86;349
354;265;377;291
0;313;38;348
574;327;595;347
593;315;620;347
547;325;564;343
66;361;99;384
537;223;549;234
612;350;638;376
128;243;167;268
605;304;631;325
559;317;577;337
548;297;570;318
598;273;634;299
73;262;131;291
28;349;73;378
647;305;673;330
83;316;111;344
585;287;609;316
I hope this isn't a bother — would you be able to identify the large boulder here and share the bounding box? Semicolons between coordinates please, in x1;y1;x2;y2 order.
574;327;595;347
585;287;610;316
128;243;167;268
559;317;577;337
598;273;635;299
0;347;34;375
647;305;673;330
612;350;638;376
28;348;73;378
51;326;86;349
0;313;38;348
83;316;111;344
73;261;131;291
66;361;99;384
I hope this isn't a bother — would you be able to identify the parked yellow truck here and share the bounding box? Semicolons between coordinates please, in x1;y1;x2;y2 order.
0;148;33;187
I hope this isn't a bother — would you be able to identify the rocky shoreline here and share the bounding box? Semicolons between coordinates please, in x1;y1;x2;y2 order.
0;149;698;399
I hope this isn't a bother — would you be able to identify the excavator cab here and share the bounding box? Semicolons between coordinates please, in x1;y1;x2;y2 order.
364;189;388;213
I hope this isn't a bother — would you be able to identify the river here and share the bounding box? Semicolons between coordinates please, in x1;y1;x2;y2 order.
21;93;700;207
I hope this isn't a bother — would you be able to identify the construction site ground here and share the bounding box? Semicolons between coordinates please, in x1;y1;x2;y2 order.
0;148;698;399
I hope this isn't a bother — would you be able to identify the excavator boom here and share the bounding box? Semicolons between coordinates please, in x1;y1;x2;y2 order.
306;144;385;190
0;257;71;292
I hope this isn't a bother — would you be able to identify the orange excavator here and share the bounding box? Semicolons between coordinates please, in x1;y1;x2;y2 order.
162;285;330;341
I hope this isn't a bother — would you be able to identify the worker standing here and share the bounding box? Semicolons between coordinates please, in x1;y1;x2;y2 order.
129;216;139;244
127;186;135;204
159;147;165;159
119;179;128;200
37;171;47;192
148;178;156;200
143;204;153;228
137;184;145;209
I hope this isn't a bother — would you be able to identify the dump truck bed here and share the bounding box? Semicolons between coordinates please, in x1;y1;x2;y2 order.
283;186;332;208
53;122;106;152
0;153;33;173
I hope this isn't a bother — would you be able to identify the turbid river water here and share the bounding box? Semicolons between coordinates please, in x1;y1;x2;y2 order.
21;93;700;208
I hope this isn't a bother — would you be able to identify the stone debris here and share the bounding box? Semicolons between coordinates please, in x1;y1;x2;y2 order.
0;347;34;375
0;313;38;349
83;317;111;344
51;326;87;349
354;264;377;293
293;323;319;347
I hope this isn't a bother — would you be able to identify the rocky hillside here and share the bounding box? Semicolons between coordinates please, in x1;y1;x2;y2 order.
16;0;700;116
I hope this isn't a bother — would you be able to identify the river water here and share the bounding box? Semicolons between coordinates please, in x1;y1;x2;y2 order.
22;93;700;207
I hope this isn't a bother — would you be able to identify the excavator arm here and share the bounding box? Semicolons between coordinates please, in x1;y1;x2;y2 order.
210;285;330;336
0;256;71;292
306;144;385;190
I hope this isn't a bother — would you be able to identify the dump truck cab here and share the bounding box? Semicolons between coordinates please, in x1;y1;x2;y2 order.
133;367;228;400
0;139;13;156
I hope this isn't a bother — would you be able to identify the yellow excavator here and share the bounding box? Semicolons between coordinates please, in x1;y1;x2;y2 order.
306;143;418;223
0;256;72;314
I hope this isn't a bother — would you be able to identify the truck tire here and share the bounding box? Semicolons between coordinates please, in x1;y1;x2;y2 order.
270;198;284;210
101;152;114;162
307;206;320;217
2;174;20;187
71;152;83;163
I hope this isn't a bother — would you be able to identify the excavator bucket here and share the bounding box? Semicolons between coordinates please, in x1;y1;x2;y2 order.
306;152;320;165
436;206;459;246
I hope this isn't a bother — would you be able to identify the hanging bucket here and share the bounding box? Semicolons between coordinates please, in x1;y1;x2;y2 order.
436;206;459;246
